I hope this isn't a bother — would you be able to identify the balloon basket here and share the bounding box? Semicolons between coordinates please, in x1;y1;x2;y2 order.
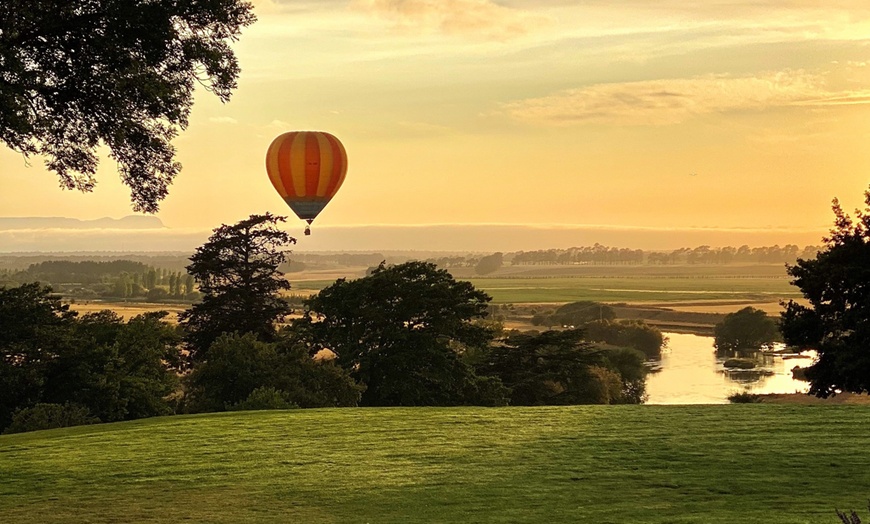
304;225;311;236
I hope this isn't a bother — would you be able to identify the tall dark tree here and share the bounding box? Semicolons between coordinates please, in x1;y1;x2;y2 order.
296;261;504;406
0;1;256;212
0;283;76;429
1;285;182;432
781;188;870;397
180;214;296;361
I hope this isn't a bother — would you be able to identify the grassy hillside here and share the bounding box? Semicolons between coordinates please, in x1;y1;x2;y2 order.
1;406;867;523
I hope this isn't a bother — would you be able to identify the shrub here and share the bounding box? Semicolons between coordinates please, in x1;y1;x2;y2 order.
727;391;763;404
723;358;756;369
583;320;665;358
714;306;779;351
2;403;99;434
227;387;300;411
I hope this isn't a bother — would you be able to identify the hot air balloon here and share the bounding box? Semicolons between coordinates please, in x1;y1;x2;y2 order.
265;131;347;235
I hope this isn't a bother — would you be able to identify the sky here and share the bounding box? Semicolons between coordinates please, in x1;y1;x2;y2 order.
2;0;870;249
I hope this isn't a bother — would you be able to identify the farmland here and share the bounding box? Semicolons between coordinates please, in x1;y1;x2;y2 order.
1;406;867;523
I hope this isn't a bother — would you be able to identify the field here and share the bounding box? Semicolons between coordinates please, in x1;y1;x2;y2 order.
1;406;868;523
289;264;800;305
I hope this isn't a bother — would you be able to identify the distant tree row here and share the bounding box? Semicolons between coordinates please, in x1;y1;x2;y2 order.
509;244;820;266
5;261;197;301
0;215;656;433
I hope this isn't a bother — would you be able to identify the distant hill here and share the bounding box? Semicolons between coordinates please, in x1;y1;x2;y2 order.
0;219;828;253
0;216;164;230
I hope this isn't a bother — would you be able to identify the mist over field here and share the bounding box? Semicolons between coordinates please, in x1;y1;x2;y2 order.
0;216;828;253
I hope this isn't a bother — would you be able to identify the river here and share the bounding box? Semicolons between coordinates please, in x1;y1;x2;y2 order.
645;332;815;404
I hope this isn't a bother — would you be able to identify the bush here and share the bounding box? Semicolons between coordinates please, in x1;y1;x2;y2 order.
227;387;300;411
714;306;779;352
723;358;756;369
727;391;763;403
583;320;665;358
551;301;615;327
2;403;99;434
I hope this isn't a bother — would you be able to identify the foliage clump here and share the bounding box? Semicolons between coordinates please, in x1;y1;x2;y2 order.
0;283;181;432
0;0;256;212
2;402;98;434
781;187;870;397
180;214;295;362
297;261;500;407
184;333;362;413
227;387;300;412
727;391;763;403
714;307;779;352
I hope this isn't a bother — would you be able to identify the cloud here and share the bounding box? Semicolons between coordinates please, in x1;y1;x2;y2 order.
352;0;549;39
208;116;239;125
502;71;870;126
267;119;292;129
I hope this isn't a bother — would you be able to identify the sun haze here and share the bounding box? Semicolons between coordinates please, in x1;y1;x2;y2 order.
2;0;870;242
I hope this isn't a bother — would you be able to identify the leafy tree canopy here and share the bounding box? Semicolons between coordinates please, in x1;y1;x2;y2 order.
781;188;870;397
1;283;182;431
474;252;503;275
297;261;501;406
180;213;296;361
184;332;362;413
714;307;779;352
478;329;647;405
0;0;255;212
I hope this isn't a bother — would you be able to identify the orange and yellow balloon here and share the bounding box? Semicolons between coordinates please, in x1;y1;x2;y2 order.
265;131;347;235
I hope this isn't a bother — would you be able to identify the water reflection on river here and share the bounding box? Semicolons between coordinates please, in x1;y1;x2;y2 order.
645;332;815;404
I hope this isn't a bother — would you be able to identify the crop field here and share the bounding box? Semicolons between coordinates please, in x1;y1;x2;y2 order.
289;264;802;306
464;276;800;304
1;406;868;523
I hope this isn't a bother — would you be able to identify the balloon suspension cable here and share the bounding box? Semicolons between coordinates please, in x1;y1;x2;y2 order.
304;219;313;236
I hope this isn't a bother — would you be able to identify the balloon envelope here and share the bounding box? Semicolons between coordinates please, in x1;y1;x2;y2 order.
265;131;347;223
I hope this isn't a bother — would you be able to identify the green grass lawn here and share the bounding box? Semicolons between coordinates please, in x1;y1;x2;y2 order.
1;406;867;523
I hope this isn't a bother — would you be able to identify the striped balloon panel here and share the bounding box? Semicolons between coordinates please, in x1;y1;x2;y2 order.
265;131;347;220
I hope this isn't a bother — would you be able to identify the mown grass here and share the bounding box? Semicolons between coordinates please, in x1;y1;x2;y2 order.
1;406;867;523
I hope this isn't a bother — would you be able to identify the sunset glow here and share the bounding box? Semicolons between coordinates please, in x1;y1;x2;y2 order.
2;0;870;243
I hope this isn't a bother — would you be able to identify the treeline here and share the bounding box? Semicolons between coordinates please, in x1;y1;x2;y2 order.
1;215;671;434
420;244;823;272
510;244;821;266
4;260;198;301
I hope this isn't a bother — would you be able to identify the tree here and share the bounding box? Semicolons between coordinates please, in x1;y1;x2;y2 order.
781;188;870;397
179;214;296;361
1;284;182;432
0;283;76;429
583;320;666;358
296;261;504;406
0;1;256;212
474;252;503;275
477;329;647;405
40;310;182;422
713;307;779;352
184;332;362;413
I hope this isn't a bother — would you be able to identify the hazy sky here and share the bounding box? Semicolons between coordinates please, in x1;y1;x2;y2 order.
2;0;870;240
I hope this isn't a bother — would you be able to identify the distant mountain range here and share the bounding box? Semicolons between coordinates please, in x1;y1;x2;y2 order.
0;216;165;230
0;217;829;253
